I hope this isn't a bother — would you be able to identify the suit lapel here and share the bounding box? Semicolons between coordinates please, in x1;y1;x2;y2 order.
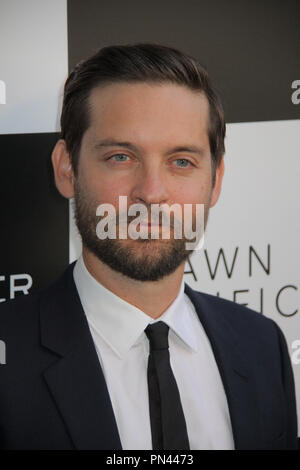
184;283;262;450
40;263;122;450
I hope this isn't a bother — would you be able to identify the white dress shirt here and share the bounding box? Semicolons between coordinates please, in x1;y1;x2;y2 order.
73;255;234;450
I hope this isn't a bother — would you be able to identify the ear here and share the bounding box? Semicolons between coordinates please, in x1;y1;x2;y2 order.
209;156;225;208
51;139;75;199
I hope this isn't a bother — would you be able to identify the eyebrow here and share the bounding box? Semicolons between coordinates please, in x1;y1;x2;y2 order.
93;139;206;157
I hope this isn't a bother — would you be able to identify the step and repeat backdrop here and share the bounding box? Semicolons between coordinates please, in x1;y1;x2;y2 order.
1;0;300;430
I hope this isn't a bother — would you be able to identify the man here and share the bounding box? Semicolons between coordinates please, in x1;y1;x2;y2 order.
0;43;297;450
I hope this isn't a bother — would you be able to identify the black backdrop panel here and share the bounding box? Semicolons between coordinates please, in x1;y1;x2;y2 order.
0;133;69;300
67;0;300;123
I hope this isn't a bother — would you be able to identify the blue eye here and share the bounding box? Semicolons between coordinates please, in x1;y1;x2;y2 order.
174;159;191;168
111;154;129;162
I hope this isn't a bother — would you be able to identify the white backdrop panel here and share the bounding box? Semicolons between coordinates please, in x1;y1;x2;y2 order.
0;0;68;134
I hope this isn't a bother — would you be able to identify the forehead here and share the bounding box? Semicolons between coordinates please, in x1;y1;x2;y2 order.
86;82;210;146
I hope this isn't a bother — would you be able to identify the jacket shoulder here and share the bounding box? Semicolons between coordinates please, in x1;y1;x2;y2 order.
184;283;278;333
0;264;73;329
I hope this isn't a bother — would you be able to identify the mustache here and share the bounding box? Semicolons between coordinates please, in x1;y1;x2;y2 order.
103;211;179;228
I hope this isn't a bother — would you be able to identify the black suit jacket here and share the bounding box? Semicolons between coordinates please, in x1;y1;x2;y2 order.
0;262;298;449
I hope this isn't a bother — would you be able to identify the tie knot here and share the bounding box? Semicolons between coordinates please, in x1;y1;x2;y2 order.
145;321;169;351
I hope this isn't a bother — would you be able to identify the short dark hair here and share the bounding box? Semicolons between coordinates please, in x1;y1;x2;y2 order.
60;43;225;183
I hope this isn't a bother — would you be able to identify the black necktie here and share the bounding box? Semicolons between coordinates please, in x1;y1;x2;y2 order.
145;321;190;450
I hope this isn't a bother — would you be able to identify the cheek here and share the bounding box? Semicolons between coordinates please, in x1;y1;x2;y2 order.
171;181;212;232
79;166;131;206
171;179;212;206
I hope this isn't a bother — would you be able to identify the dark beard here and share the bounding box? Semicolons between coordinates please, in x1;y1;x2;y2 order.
73;181;198;282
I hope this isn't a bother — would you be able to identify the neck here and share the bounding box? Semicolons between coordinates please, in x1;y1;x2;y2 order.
81;247;185;319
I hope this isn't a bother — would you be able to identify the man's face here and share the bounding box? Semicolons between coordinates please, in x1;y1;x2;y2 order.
73;82;223;281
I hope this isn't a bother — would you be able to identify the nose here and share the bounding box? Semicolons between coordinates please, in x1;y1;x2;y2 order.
130;161;170;206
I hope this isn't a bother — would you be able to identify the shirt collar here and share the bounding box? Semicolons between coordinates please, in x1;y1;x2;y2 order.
73;255;198;358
